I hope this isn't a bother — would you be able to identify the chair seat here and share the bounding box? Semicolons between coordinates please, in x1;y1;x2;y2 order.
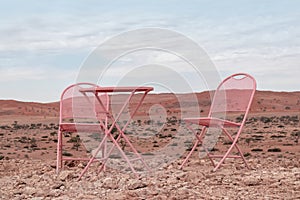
60;123;104;132
184;117;241;127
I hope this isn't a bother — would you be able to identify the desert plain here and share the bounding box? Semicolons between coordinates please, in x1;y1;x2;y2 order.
0;90;299;199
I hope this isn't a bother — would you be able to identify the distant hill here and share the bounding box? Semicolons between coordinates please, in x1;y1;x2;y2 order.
0;100;59;117
0;91;299;118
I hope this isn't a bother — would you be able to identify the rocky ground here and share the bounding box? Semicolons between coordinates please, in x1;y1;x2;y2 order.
0;156;299;199
1;91;300;199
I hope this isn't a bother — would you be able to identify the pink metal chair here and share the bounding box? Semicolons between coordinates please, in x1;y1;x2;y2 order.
180;73;256;171
56;82;109;174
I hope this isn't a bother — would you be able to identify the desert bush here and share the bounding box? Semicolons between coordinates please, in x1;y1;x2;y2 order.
156;120;164;126
30;124;36;129
244;152;251;157
245;138;252;145
251;148;263;152
62;151;73;157
67;136;80;143
137;119;142;126
43;124;51;130
267;148;281;152
158;134;167;139
72;143;81;151
270;135;286;138
260;116;271;123
19;136;30;143
210;147;218;152
166;116;177;124
236;114;244;122
50;131;57;137
291;131;300;137
30;138;37;148
223;141;233;145
0;125;10;130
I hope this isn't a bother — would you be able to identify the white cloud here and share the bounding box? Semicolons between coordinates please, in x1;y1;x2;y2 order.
0;66;77;82
0;0;300;102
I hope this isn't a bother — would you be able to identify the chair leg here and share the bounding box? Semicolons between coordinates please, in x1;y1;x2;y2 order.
215;128;249;171
213;140;248;171
101;137;107;171
179;139;200;169
56;129;63;174
180;124;208;169
78;134;108;180
107;132;139;176
116;126;151;172
205;149;217;168
239;150;250;169
213;145;233;171
97;124;151;174
233;143;250;169
95;130;143;178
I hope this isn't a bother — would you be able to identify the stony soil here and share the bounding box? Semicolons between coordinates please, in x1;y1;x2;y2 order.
0;91;300;199
0;156;299;199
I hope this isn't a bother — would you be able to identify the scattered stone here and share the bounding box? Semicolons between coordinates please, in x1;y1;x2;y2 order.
58;170;73;181
52;182;65;189
0;155;300;199
23;186;36;195
102;177;119;189
243;176;261;186
127;180;147;190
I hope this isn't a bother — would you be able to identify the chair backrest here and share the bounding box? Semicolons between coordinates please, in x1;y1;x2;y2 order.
60;83;109;124
209;73;256;121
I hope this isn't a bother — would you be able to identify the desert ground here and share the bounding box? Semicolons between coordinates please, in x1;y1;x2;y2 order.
0;90;299;199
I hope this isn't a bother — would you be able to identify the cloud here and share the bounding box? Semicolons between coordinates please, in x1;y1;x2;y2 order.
0;66;77;82
0;0;300;102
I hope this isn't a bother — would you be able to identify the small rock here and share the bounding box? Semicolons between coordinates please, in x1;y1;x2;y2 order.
102;177;119;189
127;180;147;190
49;162;57;169
47;189;62;197
23;186;36;195
243;176;261;186
58;170;73;181
77;163;84;168
30;197;44;200
52;182;65;189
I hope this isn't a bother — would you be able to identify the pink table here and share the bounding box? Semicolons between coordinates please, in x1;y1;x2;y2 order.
78;86;153;179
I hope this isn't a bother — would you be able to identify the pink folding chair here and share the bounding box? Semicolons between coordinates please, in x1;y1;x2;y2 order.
180;73;256;171
56;82;109;174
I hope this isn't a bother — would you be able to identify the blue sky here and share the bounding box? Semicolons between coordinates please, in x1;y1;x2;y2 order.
0;0;299;102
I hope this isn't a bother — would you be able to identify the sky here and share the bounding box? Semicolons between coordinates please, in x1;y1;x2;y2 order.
0;0;299;102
